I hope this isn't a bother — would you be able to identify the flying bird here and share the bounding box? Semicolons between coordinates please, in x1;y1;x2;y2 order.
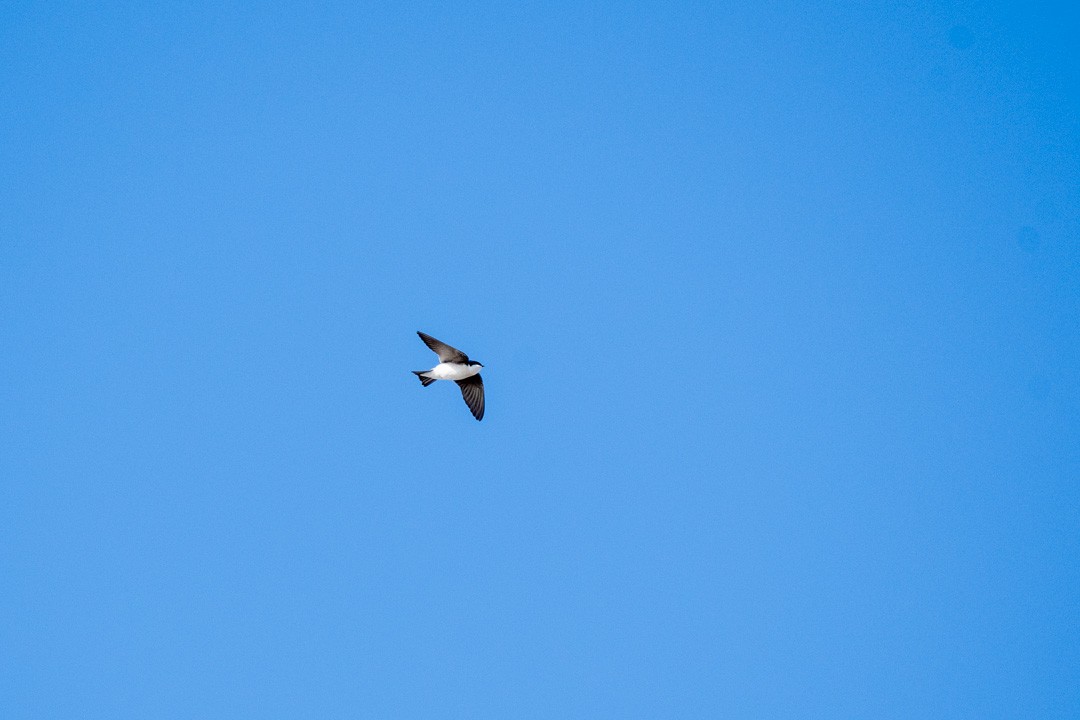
412;331;485;421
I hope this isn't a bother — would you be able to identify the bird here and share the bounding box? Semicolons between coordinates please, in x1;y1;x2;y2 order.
412;331;485;421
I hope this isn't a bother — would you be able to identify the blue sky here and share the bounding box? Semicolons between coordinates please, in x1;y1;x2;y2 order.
2;2;1078;717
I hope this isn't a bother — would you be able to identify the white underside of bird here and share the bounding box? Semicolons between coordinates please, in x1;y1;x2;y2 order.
420;362;482;381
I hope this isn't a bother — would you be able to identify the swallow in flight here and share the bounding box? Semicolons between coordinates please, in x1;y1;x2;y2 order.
412;331;485;421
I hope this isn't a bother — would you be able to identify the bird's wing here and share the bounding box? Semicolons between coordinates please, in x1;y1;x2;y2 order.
455;375;484;421
417;331;469;363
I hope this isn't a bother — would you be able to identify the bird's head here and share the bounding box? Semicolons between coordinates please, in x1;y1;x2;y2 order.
468;360;484;368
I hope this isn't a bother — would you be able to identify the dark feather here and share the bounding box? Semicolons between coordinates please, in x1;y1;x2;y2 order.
412;371;437;387
455;375;485;421
417;331;469;364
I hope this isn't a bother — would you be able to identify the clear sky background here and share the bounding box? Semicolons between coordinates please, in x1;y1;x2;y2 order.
2;2;1078;718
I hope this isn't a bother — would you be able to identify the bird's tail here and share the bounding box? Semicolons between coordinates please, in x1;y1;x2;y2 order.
412;371;437;387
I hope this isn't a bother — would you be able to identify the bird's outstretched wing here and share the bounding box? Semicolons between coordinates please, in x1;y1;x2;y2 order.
455;375;484;421
417;331;469;363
